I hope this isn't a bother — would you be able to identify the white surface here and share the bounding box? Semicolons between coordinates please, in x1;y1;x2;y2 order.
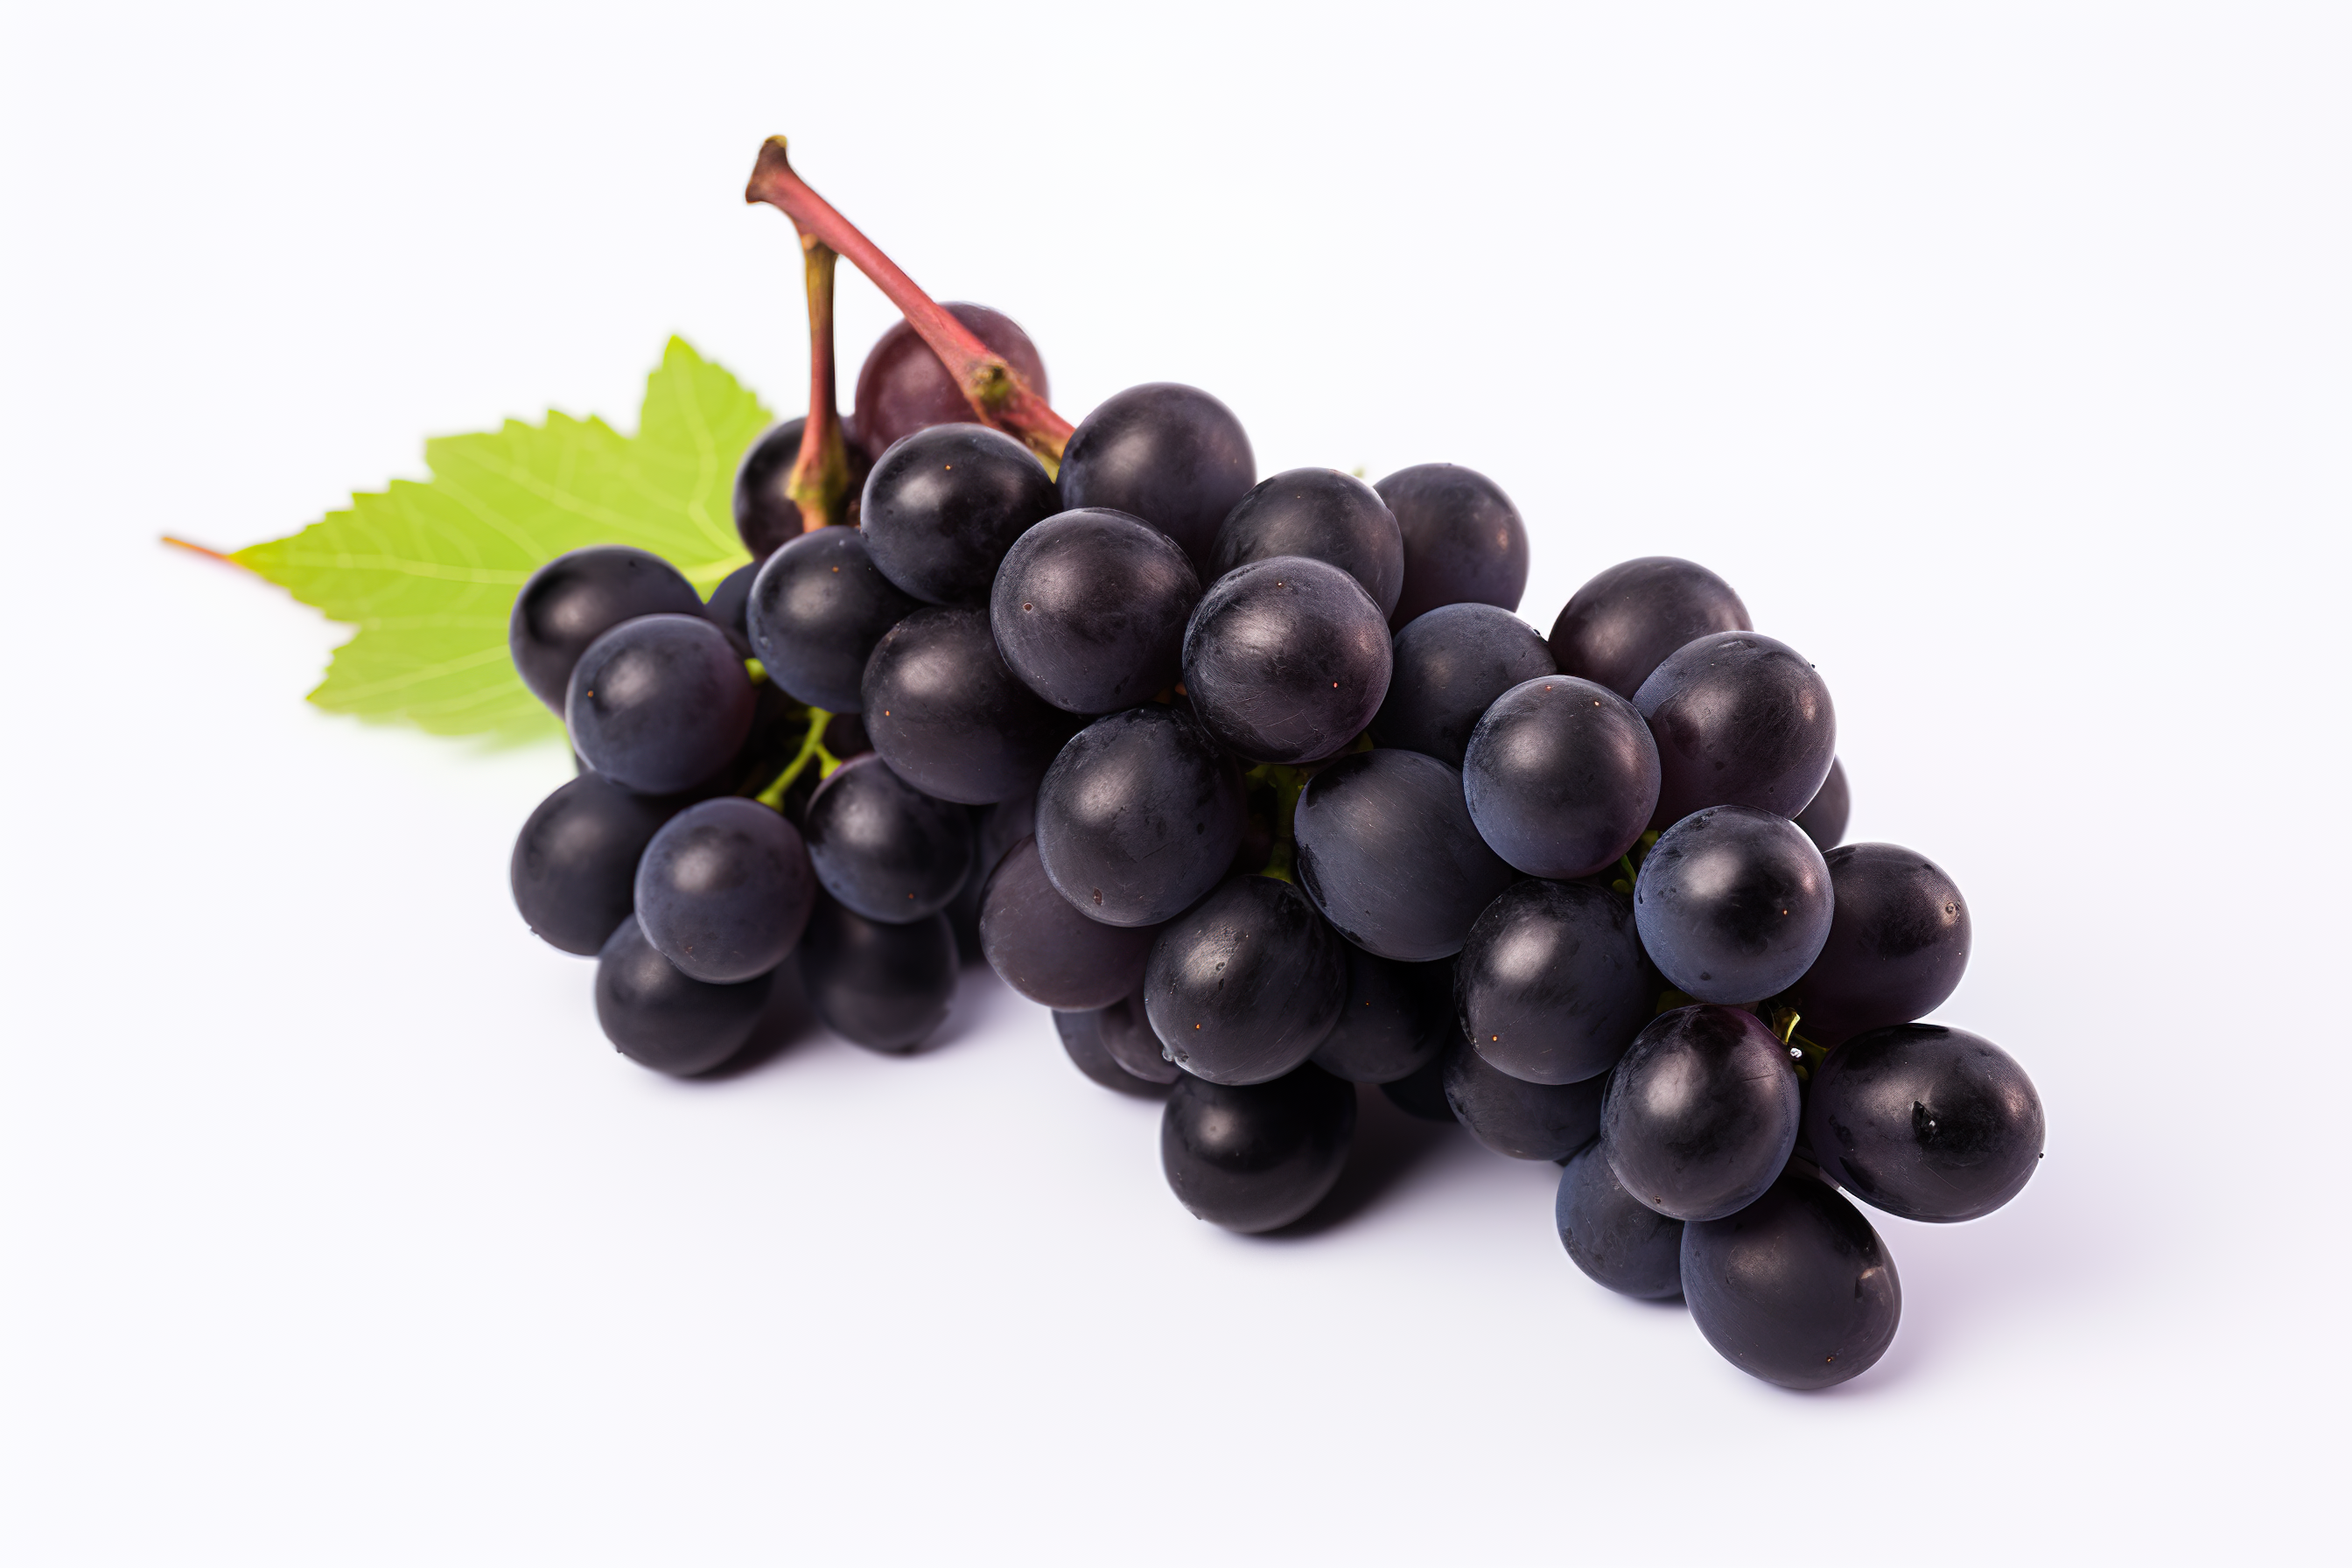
4;4;2347;1563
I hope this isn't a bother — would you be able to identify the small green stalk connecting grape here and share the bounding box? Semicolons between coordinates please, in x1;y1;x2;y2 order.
753;706;844;811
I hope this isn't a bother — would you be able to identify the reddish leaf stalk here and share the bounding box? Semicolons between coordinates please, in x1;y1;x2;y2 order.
784;237;855;530
746;136;1073;470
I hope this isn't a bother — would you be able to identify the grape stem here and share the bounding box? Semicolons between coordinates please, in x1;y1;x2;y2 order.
1245;763;1312;885
785;238;857;531
753;706;844;811
746;136;1073;472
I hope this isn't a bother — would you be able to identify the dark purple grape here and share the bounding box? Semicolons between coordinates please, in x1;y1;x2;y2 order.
1458;879;1651;1085
1372;603;1556;767
1096;987;1182;1085
863;606;1074;804
703;562;758;659
1441;1040;1606;1160
1034;704;1245;928
850;304;1048;460
1293;749;1515;962
746;527;920;714
1207;468;1404;619
634;797;816;984
1557;1140;1684;1299
1310;948;1452;1084
859;424;1058;606
1682;1175;1900;1390
1381;1052;1458;1124
977;836;1158;1010
1548;556;1751;700
566;613;756;796
1181;556;1392;765
1600;1005;1800;1222
1053;1007;1171;1096
1634;806;1832;1003
802;753;975;924
1161;1065;1356;1233
990;508;1200;714
732;416;874;560
1374;463;1530;629
1788;843;1970;1045
1795;757;1850;851
1144;875;1347;1086
1056;382;1255;569
511;547;704;712
796;899;956;1052
1634;631;1836;825
594;914;774;1076
510;774;682;956
1463;676;1659;879
1805;1025;2043;1223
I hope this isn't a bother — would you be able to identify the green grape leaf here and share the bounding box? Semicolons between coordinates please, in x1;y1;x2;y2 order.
233;337;769;740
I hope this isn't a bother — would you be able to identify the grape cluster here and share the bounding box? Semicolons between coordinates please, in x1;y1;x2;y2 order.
506;313;2043;1392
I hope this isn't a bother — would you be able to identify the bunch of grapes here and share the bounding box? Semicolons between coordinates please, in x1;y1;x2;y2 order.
505;140;2044;1391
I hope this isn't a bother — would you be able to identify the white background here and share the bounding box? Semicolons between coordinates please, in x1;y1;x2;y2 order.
4;3;2347;1563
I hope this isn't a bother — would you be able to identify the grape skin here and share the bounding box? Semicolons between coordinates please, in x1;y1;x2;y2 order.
746;528;920;714
862;606;1074;804
1633;631;1836;826
1547;556;1751;701
1180;556;1393;765
1804;1024;2043;1223
732;415;874;560
566;613;757;797
1207;467;1405;620
1160;1066;1356;1234
1633;806;1832;1004
1462;675;1659;880
977;836;1158;1010
634;797;816;984
1310;948;1452;1085
1440;1040;1606;1160
1794;756;1850;850
1056;382;1256;569
1371;603;1557;767
594;914;775;1076
1457;879;1651;1086
1600;1004;1800;1222
1788;842;1969;1045
511;547;704;712
796;898;958;1053
1682;1175;1901;1390
1374;464;1530;630
1379;1052;1459;1124
1034;704;1245;928
1557;1140;1684;1299
860;424;1059;607
1144;875;1347;1086
990;508;1201;715
1095;987;1181;1085
851;303;1049;459
510;774;681;956
1293;748;1515;962
1053;1008;1170;1096
802;753;976;924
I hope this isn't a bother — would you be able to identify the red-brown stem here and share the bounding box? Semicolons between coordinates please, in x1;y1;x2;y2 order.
746;136;1073;470
161;536;244;567
784;237;854;530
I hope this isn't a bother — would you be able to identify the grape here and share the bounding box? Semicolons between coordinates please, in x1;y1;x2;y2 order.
1097;986;1182;1085
1633;632;1836;825
1633;806;1832;1003
859;424;1058;606
1463;676;1659;879
1681;1175;1900;1390
944;789;1034;967
850;303;1048;459
1160;1065;1356;1233
1370;603;1557;766
1600;1004;1800;1222
745;528;920;714
1207;468;1404;619
1795;756;1850;851
1053;1007;1170;1096
1293;749;1515;961
1181;556;1393;765
977;836;1158;1009
801;753;976;923
634;797;816;984
990;508;1200;714
566;613;757;796
1547;556;1752;700
1309;948;1451;1084
733;416;874;560
703;562;758;659
1380;1052;1458;1123
510;774;680;956
1804;1025;2043;1222
862;606;1074;804
1457;879;1651;1085
1441;1040;1606;1160
796;898;957;1052
1144;875;1347;1085
1374;464;1530;629
511;547;704;712
1787;843;1970;1045
594;914;774;1076
1556;1140;1684;1299
1033;705;1245;928
1055;382;1256;568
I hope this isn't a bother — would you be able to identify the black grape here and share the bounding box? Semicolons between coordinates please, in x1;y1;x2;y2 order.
1682;1175;1901;1390
1181;556;1393;765
851;303;1048;459
1463;676;1659;879
566;613;756;796
801;753;975;923
1795;757;1850;851
1600;1004;1800;1222
732;415;874;560
1557;1140;1684;1299
976;788;1037;876
990;509;1201;714
746;527;920;713
1634;632;1836;825
634;797;816;984
1371;603;1557;766
511;547;704;712
1161;1065;1356;1233
977;836;1159;1010
1056;382;1256;569
1207;468;1404;619
510;774;680;956
1805;1025;2043;1223
1054;1007;1171;1096
859;424;1058;606
1293;749;1514;961
1144;875;1347;1085
796;898;957;1052
1634;806;1832;1003
1788;843;1970;1045
1034;705;1245;928
1457;879;1651;1085
1374;463;1531;629
863;606;1074;804
1380;1053;1458;1124
1547;556;1751;700
703;562;758;659
1441;1040;1606;1160
594;914;774;1076
1096;986;1182;1085
1311;948;1452;1084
